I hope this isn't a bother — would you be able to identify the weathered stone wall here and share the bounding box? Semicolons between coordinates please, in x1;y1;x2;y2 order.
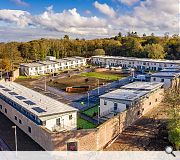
50;88;164;151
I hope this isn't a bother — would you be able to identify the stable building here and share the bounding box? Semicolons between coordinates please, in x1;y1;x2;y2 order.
150;72;180;89
91;56;180;71
0;81;78;149
99;82;164;118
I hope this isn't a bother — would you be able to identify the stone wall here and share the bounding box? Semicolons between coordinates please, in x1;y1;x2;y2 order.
49;88;164;151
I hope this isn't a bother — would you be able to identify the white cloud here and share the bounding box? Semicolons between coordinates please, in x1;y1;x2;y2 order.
0;0;179;41
11;0;29;7
93;1;116;18
34;7;109;35
118;0;140;6
0;9;32;27
114;0;179;35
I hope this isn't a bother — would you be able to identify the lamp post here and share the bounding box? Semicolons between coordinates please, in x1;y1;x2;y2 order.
87;92;90;108
97;79;100;95
0;71;2;79
12;126;17;156
98;106;100;125
44;76;47;91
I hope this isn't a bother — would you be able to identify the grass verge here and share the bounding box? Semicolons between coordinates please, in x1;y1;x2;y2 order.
77;117;97;129
80;72;124;81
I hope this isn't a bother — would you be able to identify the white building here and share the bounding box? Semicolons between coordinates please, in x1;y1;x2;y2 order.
20;63;45;76
20;57;87;76
91;56;180;71
99;82;164;118
46;56;56;61
0;82;78;134
150;72;180;89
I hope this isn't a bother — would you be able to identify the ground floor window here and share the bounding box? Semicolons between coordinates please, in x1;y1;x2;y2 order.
0;105;2;109
67;142;78;151
69;115;72;120
5;108;7;113
28;126;31;133
19;119;22;124
114;103;118;110
15;116;17;120
56;118;61;126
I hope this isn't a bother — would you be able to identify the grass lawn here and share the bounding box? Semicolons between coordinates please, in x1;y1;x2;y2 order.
77;117;97;129
80;72;124;81
83;105;99;117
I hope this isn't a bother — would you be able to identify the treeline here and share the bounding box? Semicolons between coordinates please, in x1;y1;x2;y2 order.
0;33;179;70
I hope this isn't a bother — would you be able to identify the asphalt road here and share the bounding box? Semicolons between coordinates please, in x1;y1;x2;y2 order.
0;112;43;151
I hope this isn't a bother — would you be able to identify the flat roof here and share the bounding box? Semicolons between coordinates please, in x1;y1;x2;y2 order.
100;89;148;101
62;58;78;61
20;63;44;67
0;82;78;118
52;59;67;63
151;72;180;78
38;61;58;65
121;82;163;91
92;56;180;64
160;68;180;72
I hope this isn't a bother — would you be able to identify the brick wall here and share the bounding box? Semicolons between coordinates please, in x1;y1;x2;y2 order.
49;88;164;151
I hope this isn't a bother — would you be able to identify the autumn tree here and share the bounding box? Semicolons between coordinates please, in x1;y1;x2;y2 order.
94;49;105;56
164;87;180;150
144;44;166;59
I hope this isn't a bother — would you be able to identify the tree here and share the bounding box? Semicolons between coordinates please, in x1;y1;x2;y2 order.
144;44;166;59
64;35;70;40
121;37;143;57
164;88;180;150
94;49;105;56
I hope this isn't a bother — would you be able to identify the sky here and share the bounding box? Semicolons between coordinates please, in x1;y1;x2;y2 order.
0;0;179;42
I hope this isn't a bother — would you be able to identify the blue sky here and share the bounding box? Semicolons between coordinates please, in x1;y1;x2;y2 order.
0;0;179;41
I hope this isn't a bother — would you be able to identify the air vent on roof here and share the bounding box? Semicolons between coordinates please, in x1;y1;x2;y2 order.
2;89;11;92
24;100;36;105
9;92;18;95
16;96;26;100
32;107;46;113
0;85;5;88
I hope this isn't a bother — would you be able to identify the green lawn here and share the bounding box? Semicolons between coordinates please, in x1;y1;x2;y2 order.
80;72;124;81
83;105;99;117
77;117;97;129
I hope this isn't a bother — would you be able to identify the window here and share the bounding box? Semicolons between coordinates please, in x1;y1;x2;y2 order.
28;126;31;133
67;142;78;151
5;108;7;113
161;79;164;82
15;116;17;120
0;105;2;109
104;101;107;105
155;99;158;102
42;121;46;126
19;119;22;124
56;118;61;126
137;111;140;116
69;115;72;120
149;102;151;105
153;78;156;81
114;103;118;110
